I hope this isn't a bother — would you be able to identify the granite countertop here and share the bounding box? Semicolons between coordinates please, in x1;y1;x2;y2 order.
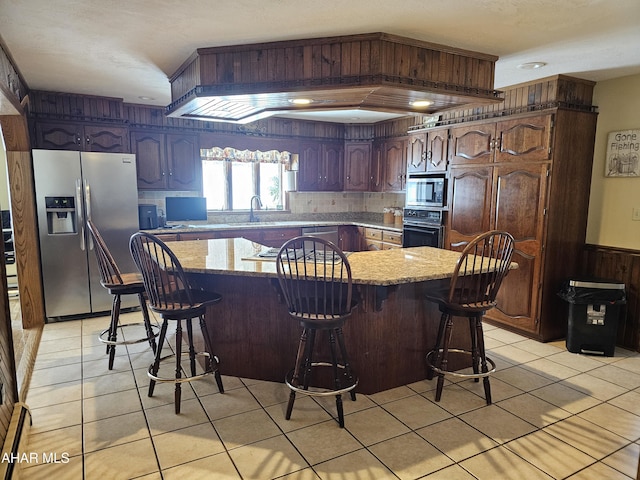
153;219;403;234
167;237;465;286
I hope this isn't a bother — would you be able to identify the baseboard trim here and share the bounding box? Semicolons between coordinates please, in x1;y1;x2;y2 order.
0;403;32;479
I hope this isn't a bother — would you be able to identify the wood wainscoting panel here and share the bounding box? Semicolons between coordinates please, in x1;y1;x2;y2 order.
581;244;640;352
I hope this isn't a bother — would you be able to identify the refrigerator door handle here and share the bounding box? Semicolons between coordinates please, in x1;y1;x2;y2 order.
85;179;93;251
76;178;86;251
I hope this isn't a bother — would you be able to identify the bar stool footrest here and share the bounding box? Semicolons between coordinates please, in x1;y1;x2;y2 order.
285;362;358;397
99;323;160;346
426;348;496;379
148;352;216;384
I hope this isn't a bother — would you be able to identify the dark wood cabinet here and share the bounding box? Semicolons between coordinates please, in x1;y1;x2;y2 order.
426;128;449;173
298;141;344;191
407;132;427;174
166;133;201;190
132;131;201;191
344;142;372;191
131;131;166;189
33;121;129;153
382;137;408;192
449;114;552;166
445;110;596;341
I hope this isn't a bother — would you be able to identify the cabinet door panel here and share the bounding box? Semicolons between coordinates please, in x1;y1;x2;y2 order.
298;143;321;191
449;124;494;165
426;129;448;173
488;163;548;334
34;122;81;150
84;125;129;153
323;143;344;191
407;133;427;173
344;143;371;191
496;114;552;163
492;247;540;333
166;134;201;190
446;166;493;249
131;132;166;189
383;139;406;192
493;164;548;240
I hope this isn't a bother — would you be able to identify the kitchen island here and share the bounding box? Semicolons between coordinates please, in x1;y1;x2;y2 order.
168;237;473;394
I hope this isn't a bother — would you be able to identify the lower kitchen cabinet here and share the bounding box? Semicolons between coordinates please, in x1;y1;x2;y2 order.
360;226;403;251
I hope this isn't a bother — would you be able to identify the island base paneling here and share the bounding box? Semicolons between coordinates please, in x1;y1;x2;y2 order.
189;273;471;394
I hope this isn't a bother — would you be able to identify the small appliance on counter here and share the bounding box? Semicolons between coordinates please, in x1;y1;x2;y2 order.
138;204;158;230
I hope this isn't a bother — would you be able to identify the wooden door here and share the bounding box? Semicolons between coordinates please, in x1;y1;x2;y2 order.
426;128;449;173
322;142;344;191
488;162;549;335
344;142;371;191
33;121;82;150
131;131;166;190
449;123;495;166
407;133;427;173
446;166;493;250
166;133;201;191
383;138;407;192
298;142;321;191
495;114;553;163
83;125;129;153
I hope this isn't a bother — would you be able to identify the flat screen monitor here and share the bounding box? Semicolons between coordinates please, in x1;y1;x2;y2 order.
165;197;208;222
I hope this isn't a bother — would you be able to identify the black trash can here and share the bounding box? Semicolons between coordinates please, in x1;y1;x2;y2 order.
558;278;626;356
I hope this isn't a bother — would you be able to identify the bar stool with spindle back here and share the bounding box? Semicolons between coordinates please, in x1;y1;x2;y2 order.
425;230;515;405
277;236;359;428
86;219;158;370
129;231;224;414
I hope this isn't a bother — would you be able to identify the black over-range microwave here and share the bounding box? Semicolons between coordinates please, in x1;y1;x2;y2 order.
405;175;445;208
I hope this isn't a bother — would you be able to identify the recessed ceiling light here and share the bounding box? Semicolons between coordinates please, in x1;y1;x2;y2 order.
517;62;547;70
289;98;313;105
138;95;155;101
411;100;432;108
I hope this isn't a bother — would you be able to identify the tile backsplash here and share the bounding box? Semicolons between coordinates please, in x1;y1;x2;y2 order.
138;190;405;224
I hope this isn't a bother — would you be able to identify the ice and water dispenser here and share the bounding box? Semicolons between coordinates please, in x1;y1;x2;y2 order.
45;196;77;234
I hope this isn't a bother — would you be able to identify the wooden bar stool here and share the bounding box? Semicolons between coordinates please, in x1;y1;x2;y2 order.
276;236;358;428
87;220;158;370
129;231;224;414
425;230;515;405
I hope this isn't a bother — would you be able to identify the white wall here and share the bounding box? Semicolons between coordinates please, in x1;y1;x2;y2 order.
586;74;640;250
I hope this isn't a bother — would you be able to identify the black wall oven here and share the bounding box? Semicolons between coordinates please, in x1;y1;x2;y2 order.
402;208;444;248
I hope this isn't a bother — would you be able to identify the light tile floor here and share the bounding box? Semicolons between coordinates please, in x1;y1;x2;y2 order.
19;310;640;479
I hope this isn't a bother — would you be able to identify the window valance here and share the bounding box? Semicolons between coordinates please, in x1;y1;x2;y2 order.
201;147;291;164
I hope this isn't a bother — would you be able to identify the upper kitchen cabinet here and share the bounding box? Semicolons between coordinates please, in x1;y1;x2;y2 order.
298;141;344;191
344;142;372;191
165;133;201;190
408;128;449;174
132;131;202;191
381;137;408;192
27;91;129;153
407;132;427;174
33;120;129;153
449;114;552;166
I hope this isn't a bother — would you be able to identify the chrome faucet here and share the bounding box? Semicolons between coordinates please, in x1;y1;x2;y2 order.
249;195;263;222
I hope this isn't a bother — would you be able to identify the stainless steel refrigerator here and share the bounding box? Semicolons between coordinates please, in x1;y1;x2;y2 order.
33;149;140;319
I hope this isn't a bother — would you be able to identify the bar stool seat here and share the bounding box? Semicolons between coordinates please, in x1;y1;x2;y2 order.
130;231;224;414
277;236;358;428
425;230;514;405
87;220;159;370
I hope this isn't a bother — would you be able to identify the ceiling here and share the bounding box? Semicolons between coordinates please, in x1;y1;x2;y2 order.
1;0;639;123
